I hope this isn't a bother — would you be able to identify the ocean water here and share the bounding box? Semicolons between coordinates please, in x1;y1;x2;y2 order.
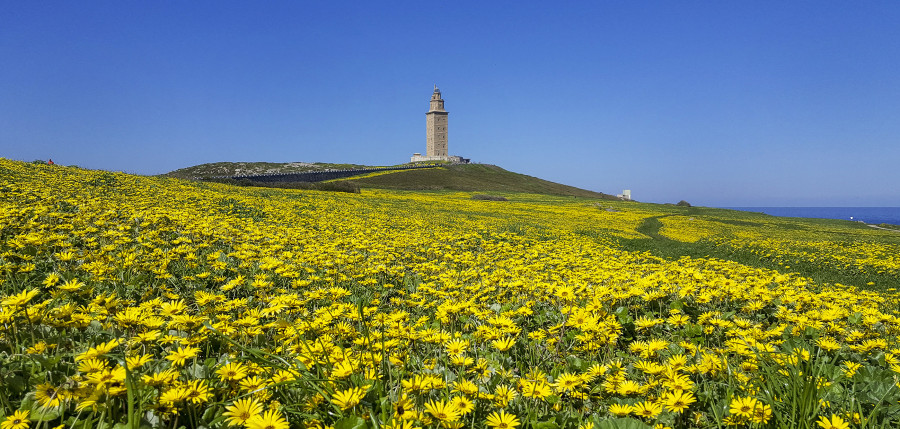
725;207;900;225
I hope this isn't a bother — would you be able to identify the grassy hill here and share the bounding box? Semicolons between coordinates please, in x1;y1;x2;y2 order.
166;162;616;199
340;163;615;198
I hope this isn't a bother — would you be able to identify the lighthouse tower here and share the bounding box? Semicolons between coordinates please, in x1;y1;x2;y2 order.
411;86;467;163
426;86;449;158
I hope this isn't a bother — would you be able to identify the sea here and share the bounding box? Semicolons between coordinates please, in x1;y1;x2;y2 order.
724;207;900;226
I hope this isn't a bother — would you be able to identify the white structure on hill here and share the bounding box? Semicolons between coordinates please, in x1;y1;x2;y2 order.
617;190;632;200
411;86;467;163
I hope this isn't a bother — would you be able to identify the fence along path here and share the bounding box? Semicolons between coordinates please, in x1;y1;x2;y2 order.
220;164;441;183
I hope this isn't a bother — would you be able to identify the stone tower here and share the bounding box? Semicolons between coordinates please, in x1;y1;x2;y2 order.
426;85;448;157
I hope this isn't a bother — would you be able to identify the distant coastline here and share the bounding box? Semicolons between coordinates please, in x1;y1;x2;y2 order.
725;207;900;226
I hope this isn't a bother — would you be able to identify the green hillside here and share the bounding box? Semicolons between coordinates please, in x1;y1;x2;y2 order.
339;163;615;198
167;162;616;199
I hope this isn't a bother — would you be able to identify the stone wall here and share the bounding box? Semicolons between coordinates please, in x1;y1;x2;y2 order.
226;165;435;183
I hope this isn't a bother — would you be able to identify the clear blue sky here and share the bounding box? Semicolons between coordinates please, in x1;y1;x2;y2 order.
2;1;899;206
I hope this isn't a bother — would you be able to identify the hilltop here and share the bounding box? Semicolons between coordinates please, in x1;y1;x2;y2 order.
340;163;615;199
165;161;616;199
163;161;375;179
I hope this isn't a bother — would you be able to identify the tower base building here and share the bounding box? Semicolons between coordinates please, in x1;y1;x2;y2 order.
410;153;467;163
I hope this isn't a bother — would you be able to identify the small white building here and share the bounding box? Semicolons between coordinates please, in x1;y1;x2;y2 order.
617;190;632;201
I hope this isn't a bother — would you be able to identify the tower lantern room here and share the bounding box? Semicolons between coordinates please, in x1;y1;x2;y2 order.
429;86;445;112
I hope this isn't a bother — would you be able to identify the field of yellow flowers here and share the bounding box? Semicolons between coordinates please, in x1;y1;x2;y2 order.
2;158;900;429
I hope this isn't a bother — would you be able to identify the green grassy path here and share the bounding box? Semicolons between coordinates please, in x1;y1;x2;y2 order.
618;216;899;292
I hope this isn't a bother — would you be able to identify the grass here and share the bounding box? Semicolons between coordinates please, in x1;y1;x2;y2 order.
200;177;361;193
339;164;616;199
612;207;900;291
164;162;615;199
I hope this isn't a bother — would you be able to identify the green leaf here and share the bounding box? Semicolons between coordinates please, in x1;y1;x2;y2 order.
25;395;61;422
531;421;560;429
201;405;221;422
28;406;61;422
66;417;97;429
566;355;587;371
334;415;368;429
614;307;633;325
593;417;652;429
3;375;26;396
185;362;207;378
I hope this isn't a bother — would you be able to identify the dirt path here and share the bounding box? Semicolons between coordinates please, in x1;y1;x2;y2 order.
866;223;900;232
